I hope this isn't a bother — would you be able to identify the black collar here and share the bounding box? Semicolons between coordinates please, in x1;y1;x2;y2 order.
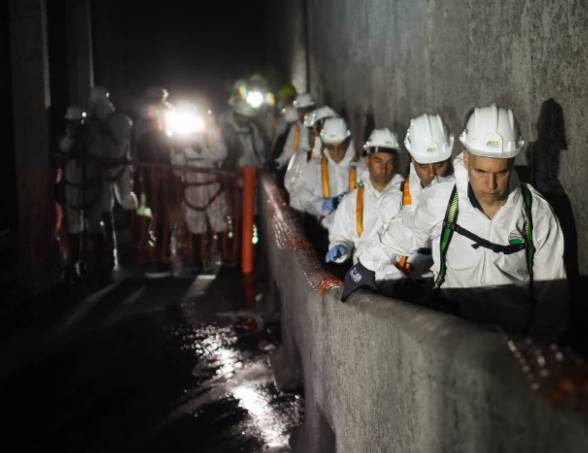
467;183;484;212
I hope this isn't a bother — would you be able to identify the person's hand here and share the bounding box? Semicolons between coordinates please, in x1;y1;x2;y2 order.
321;191;348;215
325;244;350;263
341;261;376;302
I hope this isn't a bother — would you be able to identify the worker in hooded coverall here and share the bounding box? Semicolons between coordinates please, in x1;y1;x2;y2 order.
345;104;568;343
284;106;337;211
273;93;315;170
220;96;267;169
86;86;138;277
325;128;405;275
168;103;229;273
58;105;104;286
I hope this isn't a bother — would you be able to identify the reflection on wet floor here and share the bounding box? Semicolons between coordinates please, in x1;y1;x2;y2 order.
0;268;303;452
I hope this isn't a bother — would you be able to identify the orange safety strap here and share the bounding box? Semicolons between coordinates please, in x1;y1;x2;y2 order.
402;176;412;206
293;125;301;152
397;177;413;273
322;159;358;198
356;185;364;237
349;166;357;191
321;158;330;198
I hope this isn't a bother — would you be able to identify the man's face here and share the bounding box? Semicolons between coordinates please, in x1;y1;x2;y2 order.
412;159;453;187
367;152;396;187
325;139;348;158
463;151;512;203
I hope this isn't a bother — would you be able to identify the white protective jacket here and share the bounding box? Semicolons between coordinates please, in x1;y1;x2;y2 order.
59;134;104;235
274;121;309;169
328;173;404;277
358;153;568;337
220;111;267;168
285;137;321;211
291;143;366;228
374;163;455;280
170;128;229;234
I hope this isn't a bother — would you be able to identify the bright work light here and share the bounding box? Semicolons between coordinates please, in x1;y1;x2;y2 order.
246;90;265;109
164;103;206;138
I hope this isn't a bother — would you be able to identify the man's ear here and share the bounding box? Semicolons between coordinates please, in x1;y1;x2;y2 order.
463;150;470;167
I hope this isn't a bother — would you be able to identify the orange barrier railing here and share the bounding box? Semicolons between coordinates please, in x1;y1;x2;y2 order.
135;162;243;274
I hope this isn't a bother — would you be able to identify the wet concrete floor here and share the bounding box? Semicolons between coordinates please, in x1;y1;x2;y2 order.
0;268;302;452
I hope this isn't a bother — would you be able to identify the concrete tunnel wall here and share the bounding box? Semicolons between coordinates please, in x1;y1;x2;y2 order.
272;0;588;275
258;173;588;452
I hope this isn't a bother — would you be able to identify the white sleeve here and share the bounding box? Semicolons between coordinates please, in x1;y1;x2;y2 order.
292;162;324;218
328;192;357;251
357;184;446;271
275;125;297;168
253;125;267;162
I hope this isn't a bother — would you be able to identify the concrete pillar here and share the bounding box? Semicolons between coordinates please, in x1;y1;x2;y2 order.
9;0;55;293
65;0;94;108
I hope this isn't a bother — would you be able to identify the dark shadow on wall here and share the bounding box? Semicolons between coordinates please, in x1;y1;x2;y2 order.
363;106;375;143
525;98;586;353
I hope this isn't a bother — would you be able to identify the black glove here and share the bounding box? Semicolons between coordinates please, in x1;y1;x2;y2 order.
341;261;376;302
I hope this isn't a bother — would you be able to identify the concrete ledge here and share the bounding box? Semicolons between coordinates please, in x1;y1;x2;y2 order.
259;173;588;453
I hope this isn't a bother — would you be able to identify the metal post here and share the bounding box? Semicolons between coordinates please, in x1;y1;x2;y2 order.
241;166;256;274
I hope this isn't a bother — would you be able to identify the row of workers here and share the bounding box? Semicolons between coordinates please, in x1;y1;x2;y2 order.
55;74;297;283
275;94;567;343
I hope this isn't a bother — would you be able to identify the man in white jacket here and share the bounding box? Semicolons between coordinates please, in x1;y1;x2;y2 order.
284;106;337;211
325;129;404;275
344;104;568;341
291;117;365;229
273;93;315;170
364;113;455;282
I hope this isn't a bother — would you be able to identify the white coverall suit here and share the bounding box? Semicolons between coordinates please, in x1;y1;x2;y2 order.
170;128;229;234
96;112;138;212
59;134;104;235
361;163;456;281
220;111;267;168
291;142;365;228
357;153;568;338
274;121;309;169
328;172;404;278
284;136;321;211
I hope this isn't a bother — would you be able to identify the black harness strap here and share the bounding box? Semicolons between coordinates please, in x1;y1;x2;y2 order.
450;223;526;254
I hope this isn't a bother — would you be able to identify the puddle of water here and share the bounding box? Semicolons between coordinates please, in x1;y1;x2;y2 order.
172;313;303;452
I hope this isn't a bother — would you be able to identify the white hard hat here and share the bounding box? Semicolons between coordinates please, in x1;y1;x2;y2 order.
459;103;524;158
89;86;110;104
64;105;86;121
293;93;315;109
108;112;133;144
281;105;299;123
230;98;256;118
248;73;269;90
404;113;454;164
303;106;337;128
364;128;400;153
320;117;351;145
